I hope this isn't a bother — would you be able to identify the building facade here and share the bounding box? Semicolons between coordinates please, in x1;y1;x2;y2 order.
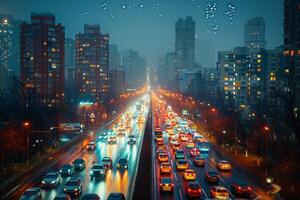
109;68;125;98
75;24;109;103
283;0;300;108
175;16;195;69
20;13;65;105
109;44;121;70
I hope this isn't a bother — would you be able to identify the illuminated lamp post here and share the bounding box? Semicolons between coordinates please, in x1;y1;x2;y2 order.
263;125;270;177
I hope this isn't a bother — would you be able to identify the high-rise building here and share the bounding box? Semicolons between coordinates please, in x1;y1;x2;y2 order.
122;49;146;89
202;67;218;104
244;17;266;54
217;47;251;113
65;38;75;73
283;0;300;108
109;68;125;98
109;44;121;70
175;16;195;69
75;24;109;103
20;13;65;105
0;15;22;91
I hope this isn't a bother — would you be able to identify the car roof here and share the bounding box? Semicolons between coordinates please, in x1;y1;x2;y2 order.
213;186;227;190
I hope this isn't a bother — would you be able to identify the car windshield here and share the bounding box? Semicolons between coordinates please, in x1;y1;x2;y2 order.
217;188;228;193
208;171;217;176
178;160;187;164
93;165;104;170
45;174;57;179
66;180;78;186
62;164;72;169
108;194;123;199
102;157;110;162
23;190;37;196
162;178;172;184
74;159;83;164
119;159;127;164
189;183;200;189
129;135;135;138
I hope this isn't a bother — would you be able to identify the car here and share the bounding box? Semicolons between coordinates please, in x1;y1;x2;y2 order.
183;169;196;181
193;133;203;141
231;181;252;197
59;164;75;176
157;153;169;162
176;159;189;170
41;172;60;188
186;139;195;148
156;147;166;155
81;194;101;200
179;133;188;141
117;158;128;170
107;192;126;200
98;132;108;141
53;194;71;200
210;186;230;199
217;160;231;171
63;178;82;197
73;158;86;171
90;164;106;180
185;181;202;198
160;177;174;192
117;128;126;136
171;142;182;151
107;129;115;136
107;136;117;144
160;162;172;174
204;170;219;184
155;135;163;142
175;149;185;160
20;187;42;200
127;135;136;145
87;142;96;151
156;140;165;148
102;156;113;169
190;148;200;157
193;156;205;167
169;138;177;145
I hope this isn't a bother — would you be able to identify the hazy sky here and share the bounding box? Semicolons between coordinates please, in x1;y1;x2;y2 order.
0;0;283;67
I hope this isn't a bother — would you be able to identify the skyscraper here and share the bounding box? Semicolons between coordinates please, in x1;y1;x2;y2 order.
122;49;146;89
175;16;195;69
20;13;65;105
244;17;266;54
0;15;22;91
284;0;300;108
109;68;125;98
75;24;109;103
65;38;75;72
109;44;121;70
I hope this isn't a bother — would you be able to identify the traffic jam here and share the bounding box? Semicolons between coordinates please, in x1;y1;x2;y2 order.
19;96;149;200
152;95;258;200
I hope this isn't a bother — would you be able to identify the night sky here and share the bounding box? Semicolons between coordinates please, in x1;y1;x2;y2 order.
0;0;283;67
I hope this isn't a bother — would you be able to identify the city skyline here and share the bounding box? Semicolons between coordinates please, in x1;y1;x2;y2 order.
0;0;283;66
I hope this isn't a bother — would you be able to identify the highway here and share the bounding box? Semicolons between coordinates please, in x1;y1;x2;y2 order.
8;95;150;200
152;93;272;200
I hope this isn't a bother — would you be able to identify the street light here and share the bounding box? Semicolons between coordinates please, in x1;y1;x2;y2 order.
263;125;271;177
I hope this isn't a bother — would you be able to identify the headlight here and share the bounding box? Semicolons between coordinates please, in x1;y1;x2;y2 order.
64;188;66;191
59;170;62;173
79;164;82;167
68;169;71;172
90;171;93;175
51;180;56;184
100;171;104;174
41;180;45;184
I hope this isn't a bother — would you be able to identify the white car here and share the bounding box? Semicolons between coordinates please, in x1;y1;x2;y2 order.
20;187;42;200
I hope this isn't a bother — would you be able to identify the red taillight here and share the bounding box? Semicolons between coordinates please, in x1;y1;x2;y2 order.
238;186;242;190
198;189;201;192
160;183;162;186
171;183;174;187
188;188;191;192
248;186;252;191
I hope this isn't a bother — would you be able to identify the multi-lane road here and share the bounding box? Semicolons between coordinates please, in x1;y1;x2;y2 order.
151;94;272;200
6;95;150;200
